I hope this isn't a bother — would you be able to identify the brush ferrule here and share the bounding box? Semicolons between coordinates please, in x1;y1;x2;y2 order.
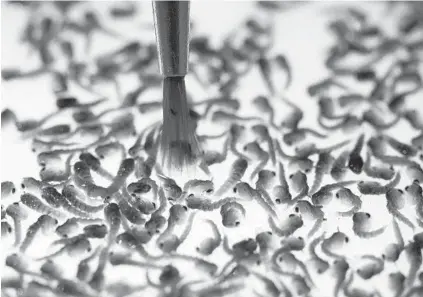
153;1;190;77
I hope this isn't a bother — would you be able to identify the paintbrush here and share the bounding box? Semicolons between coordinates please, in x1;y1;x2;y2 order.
153;1;202;177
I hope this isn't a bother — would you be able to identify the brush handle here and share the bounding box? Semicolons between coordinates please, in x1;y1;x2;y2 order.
153;1;190;77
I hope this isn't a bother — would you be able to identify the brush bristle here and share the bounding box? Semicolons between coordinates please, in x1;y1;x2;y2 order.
159;77;202;177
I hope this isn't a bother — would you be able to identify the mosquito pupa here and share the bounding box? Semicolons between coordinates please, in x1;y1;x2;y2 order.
227;124;249;161
405;181;422;206
196;219;221;255
88;247;109;291
79;152;114;180
331;258;351;297
362;109;400;130
357;172;401;195
62;185;105;214
330;150;350;181
386;188;415;229
310;152;335;195
36;124;71;138
348;134;365;174
321;231;349;259
256;170;277;192
307;233;330;274
214;158;248;198
280;106;303;130
200;98;241;118
186;195;236;212
95;141;126;160
318;96;347;120
233;182;277;217
243;141;269;180
251;124;276;165
157;212;196;253
211;110;262;125
352;212;386;239
282;128;327;146
106;158;135;195
104;203;121;247
318;114;362;133
272;161;292;204
127;177;157;198
294;200;325;238
356;255;384;280
308;78;350;97
337;93;366;108
20;214;57;253
56;218;79;238
36;236;92;261
268;214;303;237
226;237;258;259
145;214;167;234
288;171;309;204
20;177;44;195
5;253;41;277
73;161;108;199
40;186;64;208
382;218;405;262
335;187;362;217
363;151;395;180
156;174;183;202
252;96;278;128
1;181;16;199
405;164;423;184
39;153;74;183
183;179;214;197
255;231;277;258
384;135;418;158
112;191;146;225
6;202;29;246
55;278;97;297
146;187;167;223
220;201;246;228
273;251;314;286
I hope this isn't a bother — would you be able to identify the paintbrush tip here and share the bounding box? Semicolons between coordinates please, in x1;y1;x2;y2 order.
159;77;203;177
